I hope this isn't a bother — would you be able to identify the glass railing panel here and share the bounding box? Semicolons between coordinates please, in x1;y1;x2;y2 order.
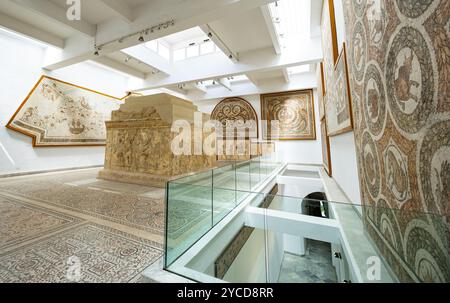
212;187;236;225
250;157;261;189
165;182;213;266
235;160;251;202
260;196;449;283
170;169;213;187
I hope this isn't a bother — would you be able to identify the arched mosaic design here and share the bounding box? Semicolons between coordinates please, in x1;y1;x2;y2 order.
211;97;258;139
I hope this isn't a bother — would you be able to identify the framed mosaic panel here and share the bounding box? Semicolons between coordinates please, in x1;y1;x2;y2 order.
321;118;332;176
316;62;326;121
261;90;316;141
6;76;124;147
321;0;339;95
325;43;353;136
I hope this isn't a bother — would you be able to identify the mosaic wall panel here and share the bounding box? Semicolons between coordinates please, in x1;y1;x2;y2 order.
338;0;449;282
325;44;354;136
261;90;316;140
6;76;123;146
321;119;332;176
317;62;326;121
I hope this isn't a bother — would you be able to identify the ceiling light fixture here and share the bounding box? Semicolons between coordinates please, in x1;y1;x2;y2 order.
125;56;131;63
92;19;175;56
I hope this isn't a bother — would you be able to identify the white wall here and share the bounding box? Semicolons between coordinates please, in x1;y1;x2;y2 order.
0;31;129;175
327;0;362;206
194;91;323;165
329;134;361;205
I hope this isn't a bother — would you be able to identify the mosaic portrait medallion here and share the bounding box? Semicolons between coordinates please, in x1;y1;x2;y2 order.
363;63;386;136
395;0;434;18
351;20;367;82
386;26;434;134
362;132;381;199
366;0;388;47
418;120;450;215
383;139;411;204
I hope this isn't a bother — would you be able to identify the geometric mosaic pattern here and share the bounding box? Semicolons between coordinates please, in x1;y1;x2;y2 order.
0;169;166;283
340;0;449;282
0;171;165;237
0;223;162;283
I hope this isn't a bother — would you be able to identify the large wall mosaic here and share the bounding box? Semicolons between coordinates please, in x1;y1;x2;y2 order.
261;90;316;140
6;76;123;147
338;0;449;282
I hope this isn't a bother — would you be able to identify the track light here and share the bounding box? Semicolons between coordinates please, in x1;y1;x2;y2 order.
208;32;213;38
228;54;233;59
138;35;144;42
94;50;99;56
125;56;131;63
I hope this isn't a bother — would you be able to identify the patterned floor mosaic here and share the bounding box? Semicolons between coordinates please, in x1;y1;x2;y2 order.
277;240;338;283
0;168;164;283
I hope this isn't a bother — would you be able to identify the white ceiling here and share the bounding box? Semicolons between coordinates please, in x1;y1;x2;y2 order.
159;26;206;47
208;7;273;53
0;0;321;100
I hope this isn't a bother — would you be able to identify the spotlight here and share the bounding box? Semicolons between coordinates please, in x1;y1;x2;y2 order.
138;34;144;42
125;56;131;63
94;49;99;56
228;54;233;59
208;32;212;38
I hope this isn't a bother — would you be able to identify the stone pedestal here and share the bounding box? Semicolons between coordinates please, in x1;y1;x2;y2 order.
98;93;216;187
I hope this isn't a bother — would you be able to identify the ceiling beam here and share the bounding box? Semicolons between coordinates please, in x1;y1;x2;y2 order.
245;73;259;86
92;56;147;79
0;12;64;48
42;0;274;71
260;4;281;54
199;24;238;62
121;45;173;76
97;0;134;23
217;78;232;91
130;37;322;91
189;72;316;101
8;0;96;38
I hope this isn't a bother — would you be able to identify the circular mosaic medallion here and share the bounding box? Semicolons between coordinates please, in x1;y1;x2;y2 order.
376;198;402;253
418;120;450;215
363;63;386;136
406;226;447;283
395;0;434;18
362;132;381;199
386;26;434;134
366;0;387;46
352;0;367;17
351;21;367;82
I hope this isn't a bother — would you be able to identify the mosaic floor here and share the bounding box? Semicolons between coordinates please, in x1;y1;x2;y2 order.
0;168;165;283
278;240;338;283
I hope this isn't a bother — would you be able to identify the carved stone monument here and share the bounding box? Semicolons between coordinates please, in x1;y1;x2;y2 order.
98;93;216;187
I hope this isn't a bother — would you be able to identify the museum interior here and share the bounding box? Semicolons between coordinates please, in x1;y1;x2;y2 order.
0;0;448;283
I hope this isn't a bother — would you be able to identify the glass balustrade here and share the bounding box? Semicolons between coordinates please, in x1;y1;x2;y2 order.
164;163;449;283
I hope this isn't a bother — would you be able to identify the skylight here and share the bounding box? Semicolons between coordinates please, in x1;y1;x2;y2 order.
269;0;311;48
227;75;249;82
